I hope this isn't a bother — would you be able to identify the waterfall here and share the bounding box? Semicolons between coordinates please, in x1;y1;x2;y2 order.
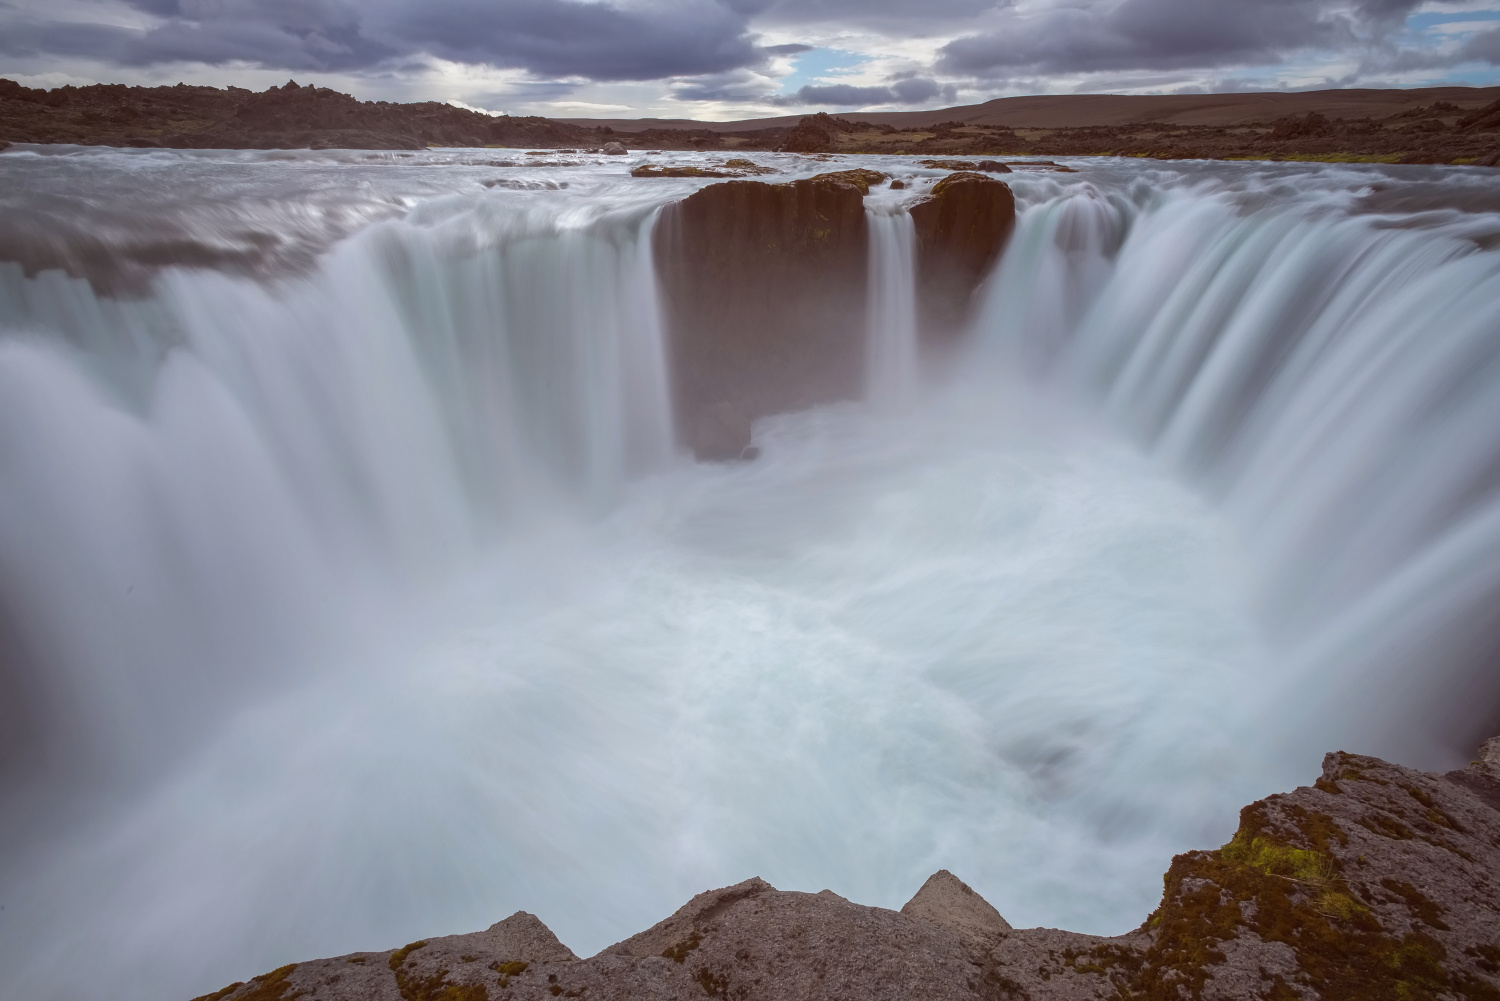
970;175;1500;761
2;150;1499;1001
0;198;675;802
865;208;919;410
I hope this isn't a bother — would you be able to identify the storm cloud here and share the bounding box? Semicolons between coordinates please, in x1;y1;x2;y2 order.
2;0;772;80
769;77;958;107
938;0;1431;77
0;0;1496;111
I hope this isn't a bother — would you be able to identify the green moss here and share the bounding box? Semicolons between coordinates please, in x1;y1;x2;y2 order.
489;960;529;987
1116;802;1481;1001
1381;880;1451;930
390;941;428;970
389;940;487;1001
1278;152;1406;163
662;932;703;963
200;965;301;1001
695;967;730;996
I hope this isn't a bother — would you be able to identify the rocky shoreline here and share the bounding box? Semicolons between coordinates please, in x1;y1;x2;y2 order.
193;738;1500;1001
4;79;1499;166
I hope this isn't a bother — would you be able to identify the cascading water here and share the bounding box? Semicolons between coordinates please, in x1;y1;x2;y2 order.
864;206;919;410
0;147;1497;1001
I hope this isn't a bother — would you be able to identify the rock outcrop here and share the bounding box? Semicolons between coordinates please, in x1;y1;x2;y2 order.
653;172;873;460
192;737;1500;1001
910;171;1017;341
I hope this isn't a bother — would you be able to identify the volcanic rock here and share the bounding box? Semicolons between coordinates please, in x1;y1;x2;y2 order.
777;115;833;153
193;736;1500;1001
910;171;1016;341
1459;98;1500;133
653;172;870;459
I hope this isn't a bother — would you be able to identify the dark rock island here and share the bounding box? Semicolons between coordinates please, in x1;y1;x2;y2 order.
655;169;1014;459
193;737;1500;1001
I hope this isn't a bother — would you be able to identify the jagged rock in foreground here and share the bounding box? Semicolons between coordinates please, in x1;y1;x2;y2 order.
910;171;1017;342
653;171;880;460
195;738;1500;1001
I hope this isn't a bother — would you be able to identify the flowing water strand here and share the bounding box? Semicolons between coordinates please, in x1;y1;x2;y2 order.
865;207;919;410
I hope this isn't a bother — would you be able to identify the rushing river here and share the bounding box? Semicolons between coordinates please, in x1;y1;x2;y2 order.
1;145;1498;1001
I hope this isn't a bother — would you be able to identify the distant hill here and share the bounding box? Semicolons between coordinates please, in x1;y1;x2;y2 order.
3;79;1498;165
564;86;1500;132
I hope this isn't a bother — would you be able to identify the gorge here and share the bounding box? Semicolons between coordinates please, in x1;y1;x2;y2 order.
0;144;1498;1000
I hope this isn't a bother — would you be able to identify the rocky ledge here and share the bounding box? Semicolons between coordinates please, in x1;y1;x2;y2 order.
193;738;1500;1001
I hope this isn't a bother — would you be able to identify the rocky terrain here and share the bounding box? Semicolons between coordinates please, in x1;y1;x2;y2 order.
3;79;1499;164
191;737;1500;1001
654;169;1013;460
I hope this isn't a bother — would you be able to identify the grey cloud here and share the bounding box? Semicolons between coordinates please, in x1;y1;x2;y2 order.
1459;27;1500;64
670;69;778;101
1;0;771;81
754;0;1002;28
763;43;813;56
761;78;958;107
396;0;762;81
937;0;1410;76
793;83;898;104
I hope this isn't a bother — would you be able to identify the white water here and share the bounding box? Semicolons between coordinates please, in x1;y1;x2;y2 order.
0;146;1497;1001
865;208;919;410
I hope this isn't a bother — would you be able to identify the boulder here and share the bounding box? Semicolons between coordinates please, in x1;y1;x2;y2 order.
600;141;628;154
1459;98;1500;133
909;171;1016;341
653;172;870;459
778;116;832;153
900;869;1012;949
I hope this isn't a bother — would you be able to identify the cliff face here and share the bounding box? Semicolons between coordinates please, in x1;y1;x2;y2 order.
192;738;1500;1001
652;172;874;460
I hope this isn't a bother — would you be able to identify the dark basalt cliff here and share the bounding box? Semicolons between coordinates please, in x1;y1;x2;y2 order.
191;737;1500;1001
655;171;1015;459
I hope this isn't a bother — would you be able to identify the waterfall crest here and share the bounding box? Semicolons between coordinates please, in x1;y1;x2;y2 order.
866;208;920;411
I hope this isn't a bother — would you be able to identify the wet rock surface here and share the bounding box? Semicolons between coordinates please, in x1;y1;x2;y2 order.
910;171;1017;341
195;738;1500;1001
652;172;872;460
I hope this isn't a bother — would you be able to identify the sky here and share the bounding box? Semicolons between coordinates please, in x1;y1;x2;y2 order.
2;0;1499;121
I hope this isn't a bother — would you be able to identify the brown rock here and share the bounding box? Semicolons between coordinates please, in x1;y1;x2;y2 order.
778;116;832;153
1459;98;1500;133
909;171;1016;341
430;911;579;964
806;168;888;193
653;174;870;460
